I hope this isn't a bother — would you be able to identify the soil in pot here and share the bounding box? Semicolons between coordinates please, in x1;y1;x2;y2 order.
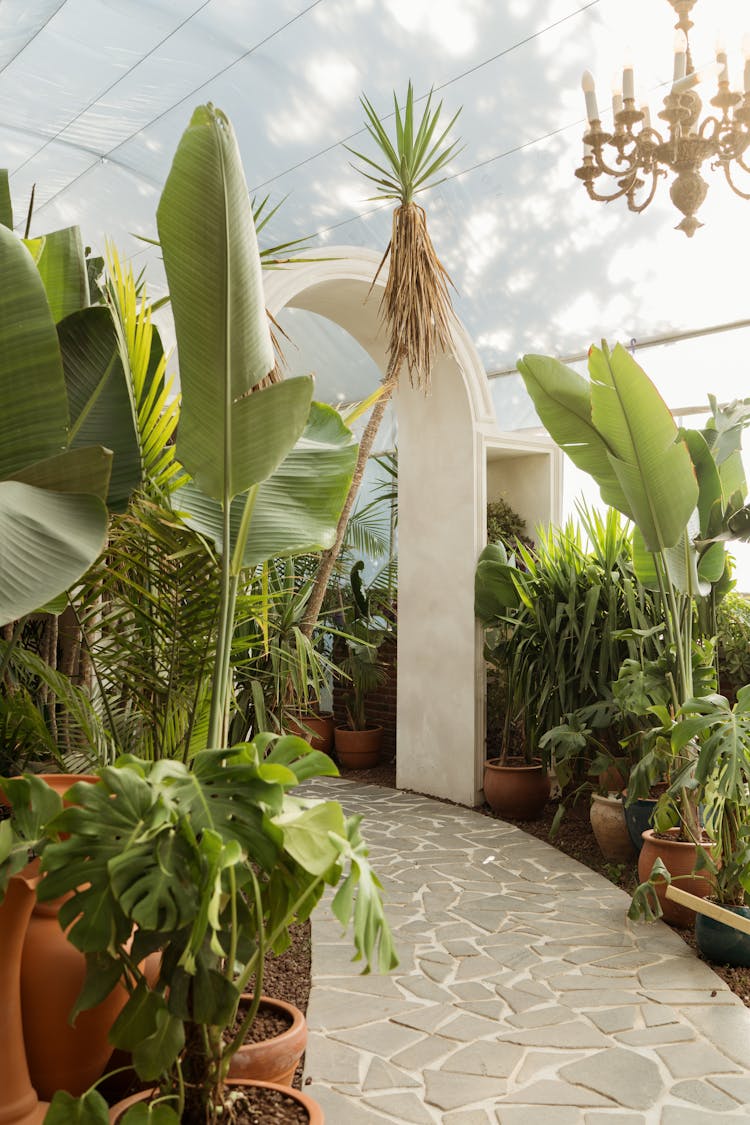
638;827;714;927
695;905;750;968
483;758;550;821
109;1080;322;1125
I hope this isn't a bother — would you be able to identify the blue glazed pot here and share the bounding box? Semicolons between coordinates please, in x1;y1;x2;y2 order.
695;905;750;968
623;795;658;853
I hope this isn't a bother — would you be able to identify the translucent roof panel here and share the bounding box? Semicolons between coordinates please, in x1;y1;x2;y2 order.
4;0;750;397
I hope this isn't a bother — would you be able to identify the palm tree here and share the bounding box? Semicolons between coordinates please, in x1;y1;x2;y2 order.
302;81;461;635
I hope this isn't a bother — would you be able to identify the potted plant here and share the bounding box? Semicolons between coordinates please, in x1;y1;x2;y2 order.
0;97;382;1123
334;562;389;769
0;741;395;1124
474;541;550;820
540;702;636;861
518;343;750;921
631;687;750;961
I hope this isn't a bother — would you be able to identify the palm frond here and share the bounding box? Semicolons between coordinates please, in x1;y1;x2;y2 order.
105;243;184;495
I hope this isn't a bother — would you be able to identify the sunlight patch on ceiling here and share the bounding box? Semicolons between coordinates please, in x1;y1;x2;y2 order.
382;0;482;55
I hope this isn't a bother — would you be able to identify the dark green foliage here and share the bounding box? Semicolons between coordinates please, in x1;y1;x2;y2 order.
486;497;534;552
478;504;662;765
717;591;750;701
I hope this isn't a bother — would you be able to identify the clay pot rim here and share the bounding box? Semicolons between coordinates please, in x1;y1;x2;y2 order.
485;758;544;772
109;1078;320;1123
591;791;625;805
334;724;383;734
640;827;713;847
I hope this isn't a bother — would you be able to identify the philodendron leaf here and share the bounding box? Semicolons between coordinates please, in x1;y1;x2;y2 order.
132;1007;185;1081
275;800;347;876
110;982;165;1052
71;951;124;1022
44;1089;110;1124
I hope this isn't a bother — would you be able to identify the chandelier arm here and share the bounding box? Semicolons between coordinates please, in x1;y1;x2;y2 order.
626;167;666;213
733;147;750;175
584;179;632;204
591;144;641;179
721;161;750;200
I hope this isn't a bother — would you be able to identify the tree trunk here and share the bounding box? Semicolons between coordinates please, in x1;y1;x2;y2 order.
301;358;401;637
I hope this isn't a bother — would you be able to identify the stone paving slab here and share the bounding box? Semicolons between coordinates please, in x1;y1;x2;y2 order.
300;779;750;1122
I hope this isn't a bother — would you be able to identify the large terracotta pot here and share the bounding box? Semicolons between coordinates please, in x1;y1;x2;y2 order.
109;1079;324;1124
638;827;714;927
334;725;383;769
286;712;335;754
4;773;127;1099
483;758;550;821
0;869;48;1125
21;869;130;1099
695;905;750;968
228;996;307;1086
589;793;636;863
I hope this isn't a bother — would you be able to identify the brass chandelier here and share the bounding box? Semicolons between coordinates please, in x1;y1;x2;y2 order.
576;0;750;236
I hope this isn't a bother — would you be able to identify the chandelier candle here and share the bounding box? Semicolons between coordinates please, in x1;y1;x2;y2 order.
576;0;750;236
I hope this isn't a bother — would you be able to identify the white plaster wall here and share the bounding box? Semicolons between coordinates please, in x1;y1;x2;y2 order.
264;248;557;807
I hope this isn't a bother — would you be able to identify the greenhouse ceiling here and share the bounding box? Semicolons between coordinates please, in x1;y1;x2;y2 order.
4;0;750;391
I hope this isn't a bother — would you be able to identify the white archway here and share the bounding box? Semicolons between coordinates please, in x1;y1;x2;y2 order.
265;247;556;806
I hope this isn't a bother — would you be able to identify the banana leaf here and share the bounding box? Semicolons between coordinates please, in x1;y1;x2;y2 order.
174;402;357;567
157;103;277;503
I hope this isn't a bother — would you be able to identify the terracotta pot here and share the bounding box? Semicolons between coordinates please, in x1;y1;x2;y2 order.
2;773;126;1100
109;1079;324;1123
696;904;750;968
334;725;383;769
0;771;99;809
589;793;636;863
638;828;714;927
0;868;48;1125
483;758;550;821
21;866;130;1099
228;996;307;1086
286;712;335;754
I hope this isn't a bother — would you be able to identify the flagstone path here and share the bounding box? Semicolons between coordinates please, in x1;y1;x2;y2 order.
300;778;750;1123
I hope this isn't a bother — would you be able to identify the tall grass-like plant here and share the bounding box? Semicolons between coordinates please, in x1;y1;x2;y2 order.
476;504;661;764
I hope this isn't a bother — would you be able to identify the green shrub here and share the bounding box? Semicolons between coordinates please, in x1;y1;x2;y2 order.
487;497;534;551
717;590;750;700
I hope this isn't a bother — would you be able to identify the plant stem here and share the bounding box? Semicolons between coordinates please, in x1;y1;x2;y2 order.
301;357;402;637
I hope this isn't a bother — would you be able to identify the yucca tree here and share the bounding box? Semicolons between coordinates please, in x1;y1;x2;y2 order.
302;82;461;635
